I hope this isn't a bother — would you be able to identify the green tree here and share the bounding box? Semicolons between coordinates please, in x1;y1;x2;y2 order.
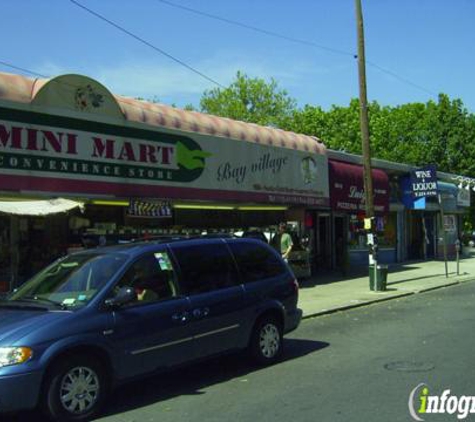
289;94;475;176
288;99;373;154
200;71;297;127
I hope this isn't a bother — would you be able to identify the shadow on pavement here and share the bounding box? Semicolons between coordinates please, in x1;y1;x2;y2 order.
387;273;455;286
101;338;329;417
299;265;422;288
298;259;466;289
4;339;329;422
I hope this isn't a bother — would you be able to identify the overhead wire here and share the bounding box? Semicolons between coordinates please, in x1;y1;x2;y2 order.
365;60;436;96
156;0;353;57
155;0;437;97
0;60;272;137
69;0;225;88
3;1;437;101
0;60;49;79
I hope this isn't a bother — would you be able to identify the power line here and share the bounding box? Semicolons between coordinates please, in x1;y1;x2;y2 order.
156;0;353;57
0;60;49;79
69;0;225;88
156;0;437;97
0;60;235;135
366;60;436;96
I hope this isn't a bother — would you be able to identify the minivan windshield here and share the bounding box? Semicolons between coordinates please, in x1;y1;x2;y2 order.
6;253;126;309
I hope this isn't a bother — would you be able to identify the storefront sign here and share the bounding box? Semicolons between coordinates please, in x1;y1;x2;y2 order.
457;188;471;207
329;161;389;214
443;215;456;232
127;200;172;218
401;176;427;209
0;107;329;206
410;165;438;198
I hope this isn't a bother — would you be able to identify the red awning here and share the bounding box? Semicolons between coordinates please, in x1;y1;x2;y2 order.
329;160;389;214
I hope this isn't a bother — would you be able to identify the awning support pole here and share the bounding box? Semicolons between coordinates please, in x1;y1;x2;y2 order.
10;216;19;291
438;193;449;278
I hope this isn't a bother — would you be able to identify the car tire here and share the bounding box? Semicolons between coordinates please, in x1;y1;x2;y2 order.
42;355;109;422
249;315;283;365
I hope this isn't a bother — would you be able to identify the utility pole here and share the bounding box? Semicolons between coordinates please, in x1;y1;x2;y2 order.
355;0;378;289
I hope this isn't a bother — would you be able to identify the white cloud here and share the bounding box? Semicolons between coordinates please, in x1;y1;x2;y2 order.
30;51;347;107
91;52;340;103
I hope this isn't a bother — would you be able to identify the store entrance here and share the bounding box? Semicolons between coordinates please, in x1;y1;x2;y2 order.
334;216;347;272
315;213;332;270
423;215;436;259
408;214;424;260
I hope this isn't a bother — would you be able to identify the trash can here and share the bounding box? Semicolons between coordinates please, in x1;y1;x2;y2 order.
369;264;388;291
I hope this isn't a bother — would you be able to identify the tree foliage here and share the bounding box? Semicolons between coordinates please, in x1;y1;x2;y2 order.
200;71;296;128
287;94;475;176
197;70;475;178
197;73;475;229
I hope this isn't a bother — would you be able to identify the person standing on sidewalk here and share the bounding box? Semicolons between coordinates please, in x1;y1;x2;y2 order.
279;222;293;263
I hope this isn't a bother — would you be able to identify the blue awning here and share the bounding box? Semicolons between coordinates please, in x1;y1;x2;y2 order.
437;182;458;196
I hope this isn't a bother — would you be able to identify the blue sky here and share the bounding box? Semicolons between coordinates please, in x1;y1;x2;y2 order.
2;0;475;111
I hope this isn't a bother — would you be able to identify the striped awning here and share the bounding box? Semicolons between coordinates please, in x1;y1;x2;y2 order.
0;198;83;216
0;71;326;155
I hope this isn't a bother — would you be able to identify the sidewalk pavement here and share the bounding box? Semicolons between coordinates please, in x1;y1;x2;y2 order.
298;250;475;319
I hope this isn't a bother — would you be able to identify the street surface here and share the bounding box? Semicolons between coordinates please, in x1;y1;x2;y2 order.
7;281;475;422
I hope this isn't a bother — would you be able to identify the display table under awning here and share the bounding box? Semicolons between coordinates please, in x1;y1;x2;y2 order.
0;198;84;216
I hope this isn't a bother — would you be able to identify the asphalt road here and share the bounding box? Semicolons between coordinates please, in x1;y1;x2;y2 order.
7;281;475;422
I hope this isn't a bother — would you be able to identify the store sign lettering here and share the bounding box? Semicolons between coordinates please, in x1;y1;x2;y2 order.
217;162;247;184
91;137;174;165
348;186;365;200
216;153;289;185
412;181;438;192
0;125;78;155
410;165;438;198
0;124;176;166
0;120;209;183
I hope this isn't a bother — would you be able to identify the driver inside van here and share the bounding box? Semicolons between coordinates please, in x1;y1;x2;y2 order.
131;264;159;301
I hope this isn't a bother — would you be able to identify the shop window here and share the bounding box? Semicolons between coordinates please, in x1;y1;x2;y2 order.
348;214;397;249
380;214;397;247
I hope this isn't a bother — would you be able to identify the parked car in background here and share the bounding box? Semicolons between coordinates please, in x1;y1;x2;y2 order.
0;237;301;421
241;230;269;243
462;231;475;247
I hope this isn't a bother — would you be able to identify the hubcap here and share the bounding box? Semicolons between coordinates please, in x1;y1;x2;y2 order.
60;366;100;414
259;323;280;358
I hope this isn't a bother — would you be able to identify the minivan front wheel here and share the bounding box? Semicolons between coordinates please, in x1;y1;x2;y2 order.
250;315;283;365
42;355;108;421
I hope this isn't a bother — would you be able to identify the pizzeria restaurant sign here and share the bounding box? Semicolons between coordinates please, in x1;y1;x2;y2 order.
329;160;389;214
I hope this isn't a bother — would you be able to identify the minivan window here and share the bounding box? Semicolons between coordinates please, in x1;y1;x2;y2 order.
8;253;126;308
228;242;286;283
171;243;239;295
113;252;177;304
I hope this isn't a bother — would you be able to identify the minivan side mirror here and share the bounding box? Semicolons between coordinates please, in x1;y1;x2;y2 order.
105;287;137;308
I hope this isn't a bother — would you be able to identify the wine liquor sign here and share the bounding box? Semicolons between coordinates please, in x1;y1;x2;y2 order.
410;165;438;198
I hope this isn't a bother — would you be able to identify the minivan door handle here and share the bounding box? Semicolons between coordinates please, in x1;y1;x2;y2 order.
192;307;210;319
172;311;189;323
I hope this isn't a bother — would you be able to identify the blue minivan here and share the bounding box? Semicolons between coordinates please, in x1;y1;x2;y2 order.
0;237;301;421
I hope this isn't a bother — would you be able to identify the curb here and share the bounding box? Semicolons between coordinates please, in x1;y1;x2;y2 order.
301;277;475;320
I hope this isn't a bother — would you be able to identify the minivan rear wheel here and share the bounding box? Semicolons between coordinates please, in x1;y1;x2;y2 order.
249;315;283;365
42;355;108;421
